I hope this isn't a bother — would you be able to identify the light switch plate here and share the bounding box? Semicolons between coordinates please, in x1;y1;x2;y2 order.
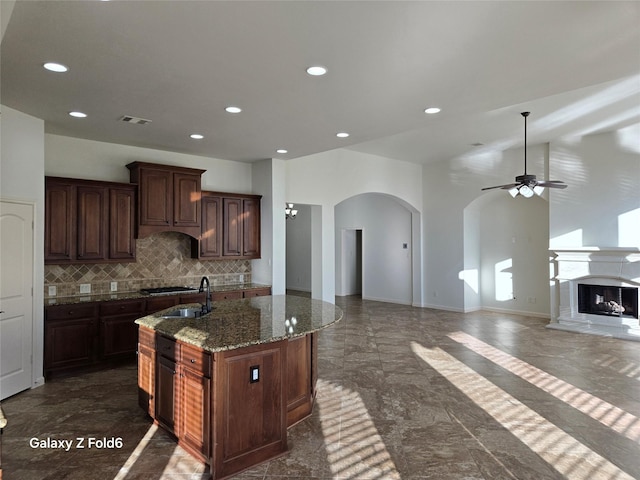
48;286;57;296
110;281;118;292
80;284;91;294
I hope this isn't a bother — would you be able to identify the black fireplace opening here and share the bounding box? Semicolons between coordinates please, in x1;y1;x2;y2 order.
578;284;639;319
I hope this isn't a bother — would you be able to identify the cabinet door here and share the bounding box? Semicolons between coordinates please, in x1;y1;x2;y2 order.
173;173;201;227
76;185;109;261
45;180;75;262
109;186;136;260
199;194;222;258
242;198;261;258
139;168;172;226
100;316;139;359
44;317;98;375
156;355;180;435
180;367;211;461
223;198;243;257
138;343;156;417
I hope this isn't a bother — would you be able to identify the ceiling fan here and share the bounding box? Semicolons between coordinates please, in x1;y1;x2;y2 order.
482;112;567;198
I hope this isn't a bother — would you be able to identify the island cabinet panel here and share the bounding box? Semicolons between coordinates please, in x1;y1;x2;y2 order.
286;334;314;427
152;334;212;462
213;341;287;479
137;328;156;417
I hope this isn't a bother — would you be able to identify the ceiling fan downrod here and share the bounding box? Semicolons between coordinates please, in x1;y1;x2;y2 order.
522;111;529;176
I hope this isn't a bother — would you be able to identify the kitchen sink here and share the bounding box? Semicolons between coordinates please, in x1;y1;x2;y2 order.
160;307;203;319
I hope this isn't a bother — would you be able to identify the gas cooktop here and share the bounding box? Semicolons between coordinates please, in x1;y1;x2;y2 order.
140;286;199;296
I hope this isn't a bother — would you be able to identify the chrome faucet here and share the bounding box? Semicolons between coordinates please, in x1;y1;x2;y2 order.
199;276;212;314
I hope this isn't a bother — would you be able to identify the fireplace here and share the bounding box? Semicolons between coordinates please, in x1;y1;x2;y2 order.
578;284;638;319
549;248;640;341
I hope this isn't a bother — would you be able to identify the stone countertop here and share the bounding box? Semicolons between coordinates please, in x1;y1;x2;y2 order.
135;295;343;353
45;283;271;306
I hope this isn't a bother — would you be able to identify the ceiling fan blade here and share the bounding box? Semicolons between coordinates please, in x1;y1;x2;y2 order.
481;183;520;191
537;181;567;189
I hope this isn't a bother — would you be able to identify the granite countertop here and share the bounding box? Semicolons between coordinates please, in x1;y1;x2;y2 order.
45;283;271;306
135;295;343;353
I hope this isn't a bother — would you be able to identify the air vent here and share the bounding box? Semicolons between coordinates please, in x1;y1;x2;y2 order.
119;115;152;125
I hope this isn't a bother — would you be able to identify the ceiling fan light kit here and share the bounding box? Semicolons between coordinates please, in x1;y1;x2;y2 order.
482;112;567;198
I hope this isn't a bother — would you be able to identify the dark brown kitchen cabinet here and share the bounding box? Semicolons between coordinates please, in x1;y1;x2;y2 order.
138;327;156;417
109;186;136;260
99;298;145;360
152;332;211;462
127;162;205;239
45;179;75;261
222;195;261;259
44;303;99;378
193;192;222;259
45;177;136;264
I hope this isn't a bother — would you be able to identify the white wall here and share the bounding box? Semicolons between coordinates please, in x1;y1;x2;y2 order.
0;105;45;387
285;204;312;292
424;143;547;312
549;125;640;249
335;193;413;304
286;148;423;303
45;134;253;192
477;193;550;317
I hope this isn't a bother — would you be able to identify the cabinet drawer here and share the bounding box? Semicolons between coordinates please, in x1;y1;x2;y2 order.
138;326;155;349
100;299;145;316
46;303;98;320
180;342;212;377
212;291;242;301
243;288;271;298
157;335;180;361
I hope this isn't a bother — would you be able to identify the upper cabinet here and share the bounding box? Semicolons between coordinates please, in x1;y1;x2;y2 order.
193;192;261;260
45;177;136;264
127;162;205;239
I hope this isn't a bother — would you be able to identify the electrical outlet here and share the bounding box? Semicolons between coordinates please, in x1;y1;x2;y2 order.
48;286;57;296
239;274;244;283
250;365;260;383
110;281;118;292
79;284;91;294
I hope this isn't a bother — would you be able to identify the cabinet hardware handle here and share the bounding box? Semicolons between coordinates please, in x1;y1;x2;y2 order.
190;359;196;363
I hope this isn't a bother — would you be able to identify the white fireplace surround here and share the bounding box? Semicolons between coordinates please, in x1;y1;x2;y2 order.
548;248;640;341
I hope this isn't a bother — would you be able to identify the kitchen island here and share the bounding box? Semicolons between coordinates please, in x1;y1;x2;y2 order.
135;295;342;479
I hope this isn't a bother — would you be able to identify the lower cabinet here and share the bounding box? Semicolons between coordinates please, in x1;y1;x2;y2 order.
144;330;212;462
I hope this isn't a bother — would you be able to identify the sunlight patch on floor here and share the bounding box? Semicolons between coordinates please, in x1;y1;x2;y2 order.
317;379;401;479
113;424;159;480
448;331;640;442
411;341;636;480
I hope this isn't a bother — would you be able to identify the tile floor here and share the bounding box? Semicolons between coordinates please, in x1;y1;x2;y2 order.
2;295;640;479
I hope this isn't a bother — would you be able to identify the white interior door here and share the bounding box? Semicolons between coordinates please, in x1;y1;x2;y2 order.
0;200;34;400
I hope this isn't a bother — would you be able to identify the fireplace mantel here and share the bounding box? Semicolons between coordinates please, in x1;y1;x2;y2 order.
548;247;640;341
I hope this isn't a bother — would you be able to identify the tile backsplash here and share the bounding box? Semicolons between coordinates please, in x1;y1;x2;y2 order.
44;232;251;298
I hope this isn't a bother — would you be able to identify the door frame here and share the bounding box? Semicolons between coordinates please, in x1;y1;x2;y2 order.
0;198;40;398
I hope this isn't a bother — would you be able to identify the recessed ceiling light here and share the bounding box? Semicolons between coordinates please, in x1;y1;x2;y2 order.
43;62;68;73
336;132;349;138
424;107;441;114
306;66;327;76
69;111;87;118
190;134;204;140
276;149;288;154
225;106;242;113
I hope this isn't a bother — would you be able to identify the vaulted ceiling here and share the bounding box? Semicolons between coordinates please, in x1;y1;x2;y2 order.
2;1;639;165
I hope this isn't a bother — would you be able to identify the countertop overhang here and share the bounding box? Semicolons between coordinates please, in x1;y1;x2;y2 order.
135;295;343;353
